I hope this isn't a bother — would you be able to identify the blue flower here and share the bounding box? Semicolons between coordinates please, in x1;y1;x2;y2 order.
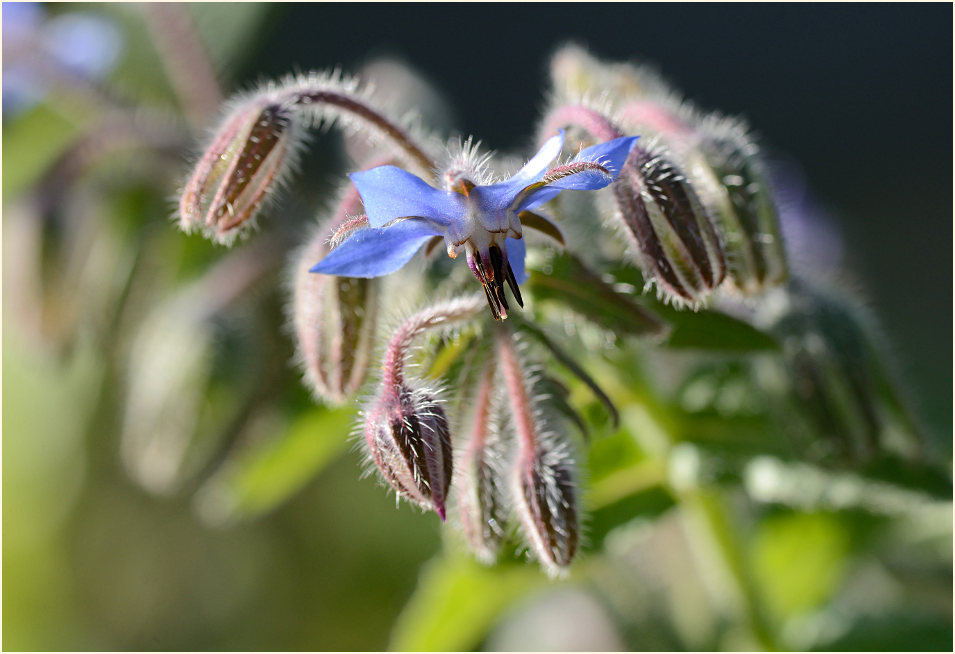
310;130;639;319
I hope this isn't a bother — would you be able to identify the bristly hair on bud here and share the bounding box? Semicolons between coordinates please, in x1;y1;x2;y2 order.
690;114;788;295
361;295;486;519
610;137;727;309
179;95;305;245
290;231;378;405
179;68;440;246
455;358;509;564
364;383;454;520
548;43;675;108
495;327;579;577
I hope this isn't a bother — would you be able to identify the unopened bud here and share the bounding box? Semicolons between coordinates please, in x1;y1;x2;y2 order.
179;98;300;245
363;296;485;518
496;329;579;575
688;118;788;294
513;445;579;576
549;44;672;104
365;384;454;519
292;216;378;405
456;361;507;563
611;142;727;307
755;282;923;463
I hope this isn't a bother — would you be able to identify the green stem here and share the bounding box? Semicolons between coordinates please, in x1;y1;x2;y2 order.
680;488;778;651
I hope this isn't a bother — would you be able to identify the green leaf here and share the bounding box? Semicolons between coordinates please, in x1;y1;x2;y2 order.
606;264;780;351
194;406;353;524
2;105;81;203
659;304;779;351
389;553;547;652
527;252;669;338
752;512;850;619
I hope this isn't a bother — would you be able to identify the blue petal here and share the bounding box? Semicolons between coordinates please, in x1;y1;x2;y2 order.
506;236;528;285
309;218;443;278
349;166;465;228
512;135;641;211
509;130;566;187
474;130;565;212
572;135;640;182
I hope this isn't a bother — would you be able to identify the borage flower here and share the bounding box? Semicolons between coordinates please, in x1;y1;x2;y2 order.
310;130;639;319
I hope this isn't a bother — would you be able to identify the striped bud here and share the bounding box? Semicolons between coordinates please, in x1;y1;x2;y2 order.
457;361;507;563
365;296;485;518
365;384;454;519
512;445;579;576
755;282;922;463
292;216;378;405
180;98;300;245
688;118;788;294
612;143;727;307
496;330;579;576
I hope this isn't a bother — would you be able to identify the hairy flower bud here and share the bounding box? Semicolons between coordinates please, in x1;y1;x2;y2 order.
612;142;727;307
180;97;300;244
292;198;378;405
548;44;673;105
496;330;579;576
687;118;788;294
755;282;923;462
363;296;485;518
513;444;579;576
456;361;508;563
365;384;454;519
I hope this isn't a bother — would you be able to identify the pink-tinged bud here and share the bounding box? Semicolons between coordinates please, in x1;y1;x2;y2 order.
365;384;454;519
496;330;579;576
179;98;300;245
456;361;507;563
363;296;485;517
611;142;727;308
292;212;378;405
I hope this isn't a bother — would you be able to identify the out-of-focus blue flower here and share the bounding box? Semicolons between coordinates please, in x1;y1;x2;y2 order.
310;130;639;319
2;3;123;117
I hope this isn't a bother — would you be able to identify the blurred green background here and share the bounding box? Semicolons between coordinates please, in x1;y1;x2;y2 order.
3;3;951;651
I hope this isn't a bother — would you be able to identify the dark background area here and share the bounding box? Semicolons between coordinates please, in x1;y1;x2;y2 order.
239;3;952;444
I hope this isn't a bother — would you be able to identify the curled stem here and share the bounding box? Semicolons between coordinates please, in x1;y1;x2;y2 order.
381;296;485;389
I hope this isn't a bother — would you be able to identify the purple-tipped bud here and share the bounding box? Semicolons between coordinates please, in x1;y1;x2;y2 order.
457;362;507;563
363;296;485;517
365;384;454;519
691;118;788;294
612;143;727;307
292;215;378;405
180;98;300;245
497;330;579;576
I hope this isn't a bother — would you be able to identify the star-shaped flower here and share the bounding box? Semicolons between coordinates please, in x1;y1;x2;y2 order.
310;130;639;319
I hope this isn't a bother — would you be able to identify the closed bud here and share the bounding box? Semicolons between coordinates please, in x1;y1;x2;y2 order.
456;361;508;563
755;282;923;463
365;384;454;519
512;444;579;577
496;330;579;576
292;216;378;405
611;142;727;307
688;117;788;294
179;97;301;245
363;296;485;518
548;44;673;105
